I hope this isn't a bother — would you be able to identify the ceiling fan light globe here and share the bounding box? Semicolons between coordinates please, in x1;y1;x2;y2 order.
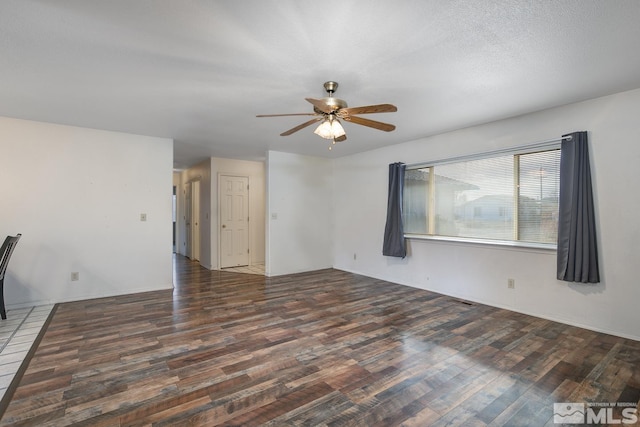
331;119;345;138
313;120;334;139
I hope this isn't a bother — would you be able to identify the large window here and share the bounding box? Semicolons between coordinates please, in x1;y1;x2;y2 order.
403;148;560;245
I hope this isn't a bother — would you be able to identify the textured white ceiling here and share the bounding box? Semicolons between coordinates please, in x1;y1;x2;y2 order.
2;1;640;169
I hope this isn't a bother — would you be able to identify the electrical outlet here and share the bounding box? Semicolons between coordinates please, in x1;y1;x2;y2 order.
71;272;80;281
507;278;515;289
140;213;147;222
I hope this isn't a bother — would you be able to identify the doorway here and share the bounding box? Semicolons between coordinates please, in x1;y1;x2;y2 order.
172;186;177;253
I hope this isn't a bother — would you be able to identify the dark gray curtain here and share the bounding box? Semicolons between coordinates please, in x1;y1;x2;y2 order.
557;131;600;283
383;162;406;257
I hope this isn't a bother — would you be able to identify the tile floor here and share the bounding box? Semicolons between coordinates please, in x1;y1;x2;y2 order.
0;304;54;401
220;263;265;275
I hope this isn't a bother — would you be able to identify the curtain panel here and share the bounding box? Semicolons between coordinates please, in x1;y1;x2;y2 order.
383;162;406;258
557;131;600;283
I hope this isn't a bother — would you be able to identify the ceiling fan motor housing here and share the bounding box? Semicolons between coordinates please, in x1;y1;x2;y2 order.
314;97;348;114
314;81;348;114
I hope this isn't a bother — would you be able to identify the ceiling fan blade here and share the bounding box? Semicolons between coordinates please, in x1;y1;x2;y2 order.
305;98;335;113
340;104;397;115
256;113;317;117
344;115;396;132
280;117;323;136
334;134;347;142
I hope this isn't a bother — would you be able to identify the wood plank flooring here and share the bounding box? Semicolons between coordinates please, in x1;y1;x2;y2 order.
1;255;639;426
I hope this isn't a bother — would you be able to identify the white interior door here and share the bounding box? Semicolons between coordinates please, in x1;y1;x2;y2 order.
220;175;249;268
184;183;192;258
191;180;200;262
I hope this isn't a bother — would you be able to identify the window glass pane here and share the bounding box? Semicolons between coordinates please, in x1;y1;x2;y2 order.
403;168;429;233
434;156;514;239
518;150;560;243
403;147;560;245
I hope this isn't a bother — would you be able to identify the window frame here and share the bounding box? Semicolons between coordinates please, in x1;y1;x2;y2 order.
403;144;561;251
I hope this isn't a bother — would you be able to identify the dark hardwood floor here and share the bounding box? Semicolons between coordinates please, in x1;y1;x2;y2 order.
1;255;639;426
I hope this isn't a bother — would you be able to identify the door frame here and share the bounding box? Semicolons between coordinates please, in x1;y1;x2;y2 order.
218;173;250;269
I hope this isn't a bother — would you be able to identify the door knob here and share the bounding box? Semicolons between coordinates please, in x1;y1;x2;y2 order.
222;224;226;228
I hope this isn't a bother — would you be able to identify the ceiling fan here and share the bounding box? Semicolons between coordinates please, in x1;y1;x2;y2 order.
257;81;397;150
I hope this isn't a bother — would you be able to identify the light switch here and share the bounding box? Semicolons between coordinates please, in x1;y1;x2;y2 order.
140;213;147;222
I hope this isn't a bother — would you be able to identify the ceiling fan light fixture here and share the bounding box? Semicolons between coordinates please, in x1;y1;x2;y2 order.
313;117;345;140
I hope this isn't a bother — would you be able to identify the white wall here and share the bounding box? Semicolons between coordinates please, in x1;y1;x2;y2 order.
0;117;173;306
333;88;640;341
266;151;333;276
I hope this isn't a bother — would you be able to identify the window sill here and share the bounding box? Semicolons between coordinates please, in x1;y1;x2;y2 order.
404;233;557;252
